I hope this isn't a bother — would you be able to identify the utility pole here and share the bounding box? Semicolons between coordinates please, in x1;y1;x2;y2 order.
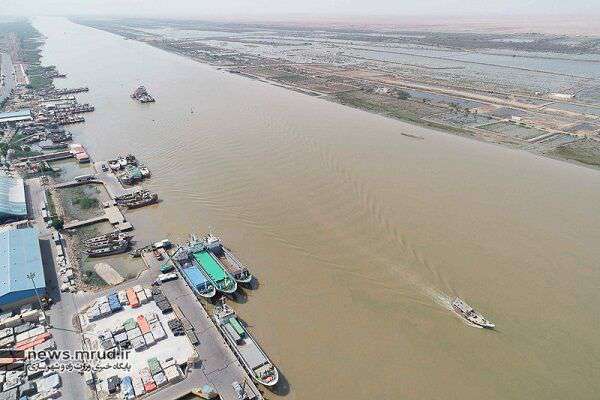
26;272;47;325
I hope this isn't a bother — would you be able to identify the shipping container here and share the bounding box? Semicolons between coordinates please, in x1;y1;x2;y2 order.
164;365;183;383
137;316;150;334
143;332;155;347
132;336;146;352
126;289;139;308
152;372;167;387
151;324;166;341
117;291;128;306
123;318;137;331
121;376;134;400
147;357;161;375
132;376;145;397
126;327;142;341
144;288;153;300
137;290;148;304
99;303;112;317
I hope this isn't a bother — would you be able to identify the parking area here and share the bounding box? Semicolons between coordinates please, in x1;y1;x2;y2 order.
79;285;196;399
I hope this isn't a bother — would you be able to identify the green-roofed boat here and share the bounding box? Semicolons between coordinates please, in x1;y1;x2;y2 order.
189;234;237;294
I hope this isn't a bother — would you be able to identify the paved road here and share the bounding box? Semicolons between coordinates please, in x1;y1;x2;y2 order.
0;52;16;106
25;178;89;400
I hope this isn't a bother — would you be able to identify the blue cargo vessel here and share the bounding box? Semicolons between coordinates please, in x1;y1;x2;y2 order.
180;264;217;298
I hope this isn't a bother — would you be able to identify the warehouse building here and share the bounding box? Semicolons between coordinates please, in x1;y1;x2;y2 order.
0;175;27;222
0;109;32;126
0;227;46;311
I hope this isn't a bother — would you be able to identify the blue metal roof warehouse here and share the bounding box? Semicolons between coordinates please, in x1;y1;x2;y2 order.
0;175;27;222
0;227;46;311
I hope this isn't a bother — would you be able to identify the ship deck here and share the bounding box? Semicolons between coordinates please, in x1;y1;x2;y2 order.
193;250;228;282
220;315;270;373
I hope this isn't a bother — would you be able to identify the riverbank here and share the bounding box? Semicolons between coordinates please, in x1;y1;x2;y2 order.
32;16;600;400
74;18;600;171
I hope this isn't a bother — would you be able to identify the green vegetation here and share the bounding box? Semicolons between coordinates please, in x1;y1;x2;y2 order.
551;140;600;167
82;270;108;287
71;194;99;209
0;134;41;159
45;190;57;217
50;217;64;230
335;90;421;123
0;19;53;90
394;90;411;100
27;73;53;90
334;90;472;137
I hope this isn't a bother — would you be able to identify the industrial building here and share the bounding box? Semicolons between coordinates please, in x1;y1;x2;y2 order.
0;109;32;125
0;175;27;222
0;227;46;311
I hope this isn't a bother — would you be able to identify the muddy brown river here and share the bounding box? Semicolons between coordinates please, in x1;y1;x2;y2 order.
34;17;600;400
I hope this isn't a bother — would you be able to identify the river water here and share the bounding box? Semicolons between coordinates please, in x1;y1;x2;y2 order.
34;17;600;400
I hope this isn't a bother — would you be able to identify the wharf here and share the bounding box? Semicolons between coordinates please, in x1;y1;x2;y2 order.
63;205;132;231
141;247;168;270
93;161;136;198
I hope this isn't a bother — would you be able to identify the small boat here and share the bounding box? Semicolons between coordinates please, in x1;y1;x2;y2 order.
83;231;126;245
204;234;253;284
452;298;495;329
108;160;121;171
40;142;68;150
87;240;130;257
115;189;150;202
139;166;151;178
125;154;138;165
213;302;279;387
121;193;158;209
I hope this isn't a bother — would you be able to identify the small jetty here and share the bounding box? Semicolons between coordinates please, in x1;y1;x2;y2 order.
131;86;155;103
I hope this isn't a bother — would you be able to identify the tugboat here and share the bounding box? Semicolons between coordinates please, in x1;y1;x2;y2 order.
452;298;495;329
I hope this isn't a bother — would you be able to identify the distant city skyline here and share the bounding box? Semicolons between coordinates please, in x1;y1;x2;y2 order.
1;0;599;17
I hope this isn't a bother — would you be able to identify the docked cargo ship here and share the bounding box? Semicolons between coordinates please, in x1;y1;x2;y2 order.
203;234;253;284
174;235;237;294
213;303;279;387
172;244;218;298
121;193;158;209
452;298;495;329
87;239;130;257
84;231;132;246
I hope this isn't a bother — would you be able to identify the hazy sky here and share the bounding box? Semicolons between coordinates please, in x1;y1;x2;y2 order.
2;0;599;17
